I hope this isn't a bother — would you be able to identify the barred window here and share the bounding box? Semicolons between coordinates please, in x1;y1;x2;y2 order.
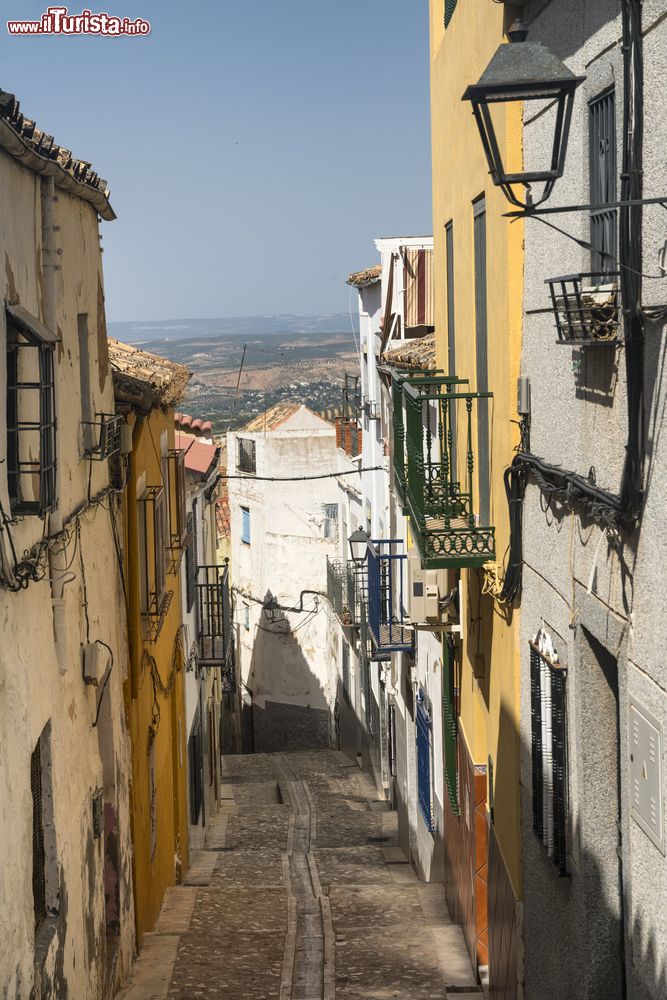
589;88;617;273
530;641;569;876
6;306;58;517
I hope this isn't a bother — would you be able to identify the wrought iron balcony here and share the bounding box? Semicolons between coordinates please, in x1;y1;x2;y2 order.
395;374;495;569
391;370;466;510
82;412;123;460
326;557;357;626
196;562;235;691
342;373;362;423
546;271;621;346
367;539;414;655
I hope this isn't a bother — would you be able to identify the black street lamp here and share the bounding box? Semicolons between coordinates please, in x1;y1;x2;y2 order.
348;526;371;568
462;21;585;209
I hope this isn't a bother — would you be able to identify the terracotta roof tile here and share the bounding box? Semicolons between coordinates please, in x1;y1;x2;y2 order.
381;334;437;371
108;338;191;412
347;264;382;288
242;402;302;432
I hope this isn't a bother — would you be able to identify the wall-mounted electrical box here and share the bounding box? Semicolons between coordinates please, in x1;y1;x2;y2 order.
629;697;664;854
408;549;459;630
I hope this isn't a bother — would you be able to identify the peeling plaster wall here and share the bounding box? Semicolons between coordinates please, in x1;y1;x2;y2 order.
0;148;134;997
520;4;667;999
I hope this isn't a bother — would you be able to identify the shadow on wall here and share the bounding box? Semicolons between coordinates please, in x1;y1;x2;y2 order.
246;589;332;754
491;694;667;1000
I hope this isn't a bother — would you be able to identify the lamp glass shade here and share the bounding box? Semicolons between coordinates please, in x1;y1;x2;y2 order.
462;38;585;208
348;526;371;567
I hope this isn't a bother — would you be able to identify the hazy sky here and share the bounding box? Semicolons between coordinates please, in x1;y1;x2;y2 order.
2;1;432;321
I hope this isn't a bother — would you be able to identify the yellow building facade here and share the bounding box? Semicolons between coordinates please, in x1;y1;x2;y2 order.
110;339;191;944
429;1;523;992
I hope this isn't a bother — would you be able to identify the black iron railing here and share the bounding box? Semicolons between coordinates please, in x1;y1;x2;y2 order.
196;562;235;691
546;271;621;345
326;557;357;625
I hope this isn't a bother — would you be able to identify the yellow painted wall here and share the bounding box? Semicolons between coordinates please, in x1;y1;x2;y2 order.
429;0;523;896
122;407;189;944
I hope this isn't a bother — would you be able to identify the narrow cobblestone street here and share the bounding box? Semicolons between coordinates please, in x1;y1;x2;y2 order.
120;750;479;1000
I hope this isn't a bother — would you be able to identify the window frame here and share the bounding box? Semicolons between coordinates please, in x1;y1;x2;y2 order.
240;505;251;545
5;306;58;517
473;195;491;526
168;449;189;554
589;87;617;273
530;641;569;876
137;485;169;625
237;437;256;475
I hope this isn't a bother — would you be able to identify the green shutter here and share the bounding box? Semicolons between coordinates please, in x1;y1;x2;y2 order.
443;637;459;814
445;0;458;28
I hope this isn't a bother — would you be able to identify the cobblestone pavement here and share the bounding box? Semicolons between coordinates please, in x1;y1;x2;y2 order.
119;750;480;1000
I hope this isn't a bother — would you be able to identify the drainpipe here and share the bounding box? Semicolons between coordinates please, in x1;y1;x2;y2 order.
42;176;69;675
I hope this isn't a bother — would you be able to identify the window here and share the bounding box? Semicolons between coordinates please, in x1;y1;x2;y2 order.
243;602;250;631
473;196;490;525
188;714;203;825
168;449;188;553
322;503;338;540
5;305;57;516
445;0;458;28
416;690;435;832
237;438;256;474
241;506;250;545
185;510;197;613
77;314;94;451
530;641;568;875
31;723;56;933
445;221;457;478
138;485;169;621
443;636;460;814
31;737;46;929
589;88;617;273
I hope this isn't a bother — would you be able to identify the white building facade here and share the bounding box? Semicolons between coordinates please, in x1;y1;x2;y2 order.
228;404;353;753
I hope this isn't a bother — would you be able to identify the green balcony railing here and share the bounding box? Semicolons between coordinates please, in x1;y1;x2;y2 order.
398;374;495;568
391;369;460;510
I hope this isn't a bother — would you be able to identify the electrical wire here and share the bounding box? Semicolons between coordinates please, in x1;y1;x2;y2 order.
222;465;381;483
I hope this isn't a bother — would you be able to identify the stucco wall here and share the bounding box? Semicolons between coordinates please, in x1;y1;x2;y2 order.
0;152;134;997
429;0;523;908
228;417;346;753
519;3;667;998
122;407;189;945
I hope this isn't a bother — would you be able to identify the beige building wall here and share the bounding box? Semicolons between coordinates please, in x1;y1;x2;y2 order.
0;147;135;997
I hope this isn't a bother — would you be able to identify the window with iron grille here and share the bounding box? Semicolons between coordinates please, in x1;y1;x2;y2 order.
589;88;617;274
6;307;57;517
237;438;256;474
530;642;569;876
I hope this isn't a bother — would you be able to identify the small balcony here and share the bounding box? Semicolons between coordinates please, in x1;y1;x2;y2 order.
393;373;495;569
546;271;621;346
326;557;357;627
82;412;123;460
342;373;362;423
196;563;235;691
367;539;414;655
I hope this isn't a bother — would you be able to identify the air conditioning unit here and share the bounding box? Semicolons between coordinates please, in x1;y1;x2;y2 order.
408;549;460;630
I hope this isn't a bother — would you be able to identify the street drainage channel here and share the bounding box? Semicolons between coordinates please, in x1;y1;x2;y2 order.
278;756;335;1000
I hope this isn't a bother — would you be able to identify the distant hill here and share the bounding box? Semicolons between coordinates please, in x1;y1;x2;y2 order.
107;314;359;345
